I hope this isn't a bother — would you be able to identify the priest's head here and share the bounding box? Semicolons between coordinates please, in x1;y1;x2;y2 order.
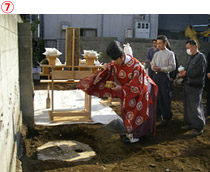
106;41;125;65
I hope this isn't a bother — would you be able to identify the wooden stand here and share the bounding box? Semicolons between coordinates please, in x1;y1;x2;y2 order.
46;55;58;65
84;55;97;66
50;67;92;122
42;66;50;74
40;27;101;123
40;65;100;122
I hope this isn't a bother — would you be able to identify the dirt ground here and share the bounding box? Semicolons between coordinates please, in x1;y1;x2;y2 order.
20;82;210;172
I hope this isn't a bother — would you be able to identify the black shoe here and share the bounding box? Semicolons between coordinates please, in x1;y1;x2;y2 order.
190;129;203;137
181;125;192;130
120;133;126;139
122;137;140;144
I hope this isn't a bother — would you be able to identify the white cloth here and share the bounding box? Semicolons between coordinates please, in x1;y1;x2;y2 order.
34;90;122;126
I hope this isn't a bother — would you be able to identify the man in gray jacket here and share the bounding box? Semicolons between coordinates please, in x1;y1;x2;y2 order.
151;35;176;125
179;39;207;136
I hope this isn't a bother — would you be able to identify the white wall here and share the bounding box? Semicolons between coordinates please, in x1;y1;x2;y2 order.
0;14;22;172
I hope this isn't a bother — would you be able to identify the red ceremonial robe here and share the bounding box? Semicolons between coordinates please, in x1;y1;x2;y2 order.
78;56;158;136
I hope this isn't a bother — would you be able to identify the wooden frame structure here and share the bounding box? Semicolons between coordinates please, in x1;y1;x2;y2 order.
50;67;90;122
40;27;101;122
40;65;100;122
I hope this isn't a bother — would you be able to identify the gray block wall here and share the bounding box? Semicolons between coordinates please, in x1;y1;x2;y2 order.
18;23;34;128
51;37;210;66
80;37;210;66
0;14;23;172
80;37;117;63
51;37;117;63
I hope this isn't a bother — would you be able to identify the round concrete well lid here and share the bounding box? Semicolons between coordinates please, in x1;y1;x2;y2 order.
37;140;96;162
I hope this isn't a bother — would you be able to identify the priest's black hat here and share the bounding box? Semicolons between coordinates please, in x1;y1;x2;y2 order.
106;41;123;60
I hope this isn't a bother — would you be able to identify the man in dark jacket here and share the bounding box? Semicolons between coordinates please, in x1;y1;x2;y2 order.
146;39;159;79
179;39;207;136
205;51;210;117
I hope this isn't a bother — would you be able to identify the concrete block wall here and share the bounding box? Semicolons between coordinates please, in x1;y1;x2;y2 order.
80;37;210;65
47;37;210;66
80;37;117;63
52;37;117;63
0;14;23;172
18;23;34;128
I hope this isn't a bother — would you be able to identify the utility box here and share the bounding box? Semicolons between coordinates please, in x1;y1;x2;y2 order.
125;27;133;38
135;22;150;38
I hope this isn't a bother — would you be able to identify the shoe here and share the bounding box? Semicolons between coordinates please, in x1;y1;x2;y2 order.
120;133;126;139
181;125;191;130
190;129;203;137
156;115;162;122
123;137;140;144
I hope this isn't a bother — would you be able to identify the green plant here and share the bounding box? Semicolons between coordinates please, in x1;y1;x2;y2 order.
40;58;49;65
97;51;111;63
31;18;40;39
33;38;45;67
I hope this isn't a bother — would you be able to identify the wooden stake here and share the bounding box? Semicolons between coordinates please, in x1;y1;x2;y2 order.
65;27;80;66
72;28;75;78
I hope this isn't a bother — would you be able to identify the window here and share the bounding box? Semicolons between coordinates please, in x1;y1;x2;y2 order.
80;28;97;37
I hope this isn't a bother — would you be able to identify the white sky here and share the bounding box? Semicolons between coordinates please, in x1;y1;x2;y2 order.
1;0;210;14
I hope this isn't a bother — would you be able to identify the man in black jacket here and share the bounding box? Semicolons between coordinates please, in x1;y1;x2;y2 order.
179;39;207;136
205;51;210;117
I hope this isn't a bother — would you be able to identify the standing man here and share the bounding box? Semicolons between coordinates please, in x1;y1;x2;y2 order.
78;41;158;144
146;39;159;79
151;35;176;125
179;39;207;136
205;51;210;117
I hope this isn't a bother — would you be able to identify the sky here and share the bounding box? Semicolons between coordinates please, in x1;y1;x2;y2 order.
1;0;210;14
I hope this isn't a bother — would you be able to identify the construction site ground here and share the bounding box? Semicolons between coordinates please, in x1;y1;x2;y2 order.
20;82;210;172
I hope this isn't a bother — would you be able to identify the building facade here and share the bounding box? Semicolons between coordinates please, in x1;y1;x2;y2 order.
41;14;159;42
38;14;158;62
36;14;210;64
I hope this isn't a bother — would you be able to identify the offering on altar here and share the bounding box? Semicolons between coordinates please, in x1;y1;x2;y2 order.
82;50;99;66
43;48;62;65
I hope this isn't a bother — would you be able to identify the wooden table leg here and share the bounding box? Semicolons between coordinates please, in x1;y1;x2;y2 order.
50;79;54;121
85;93;91;118
46;74;51;108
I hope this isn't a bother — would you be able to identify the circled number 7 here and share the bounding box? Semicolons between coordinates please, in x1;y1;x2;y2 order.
5;3;10;11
